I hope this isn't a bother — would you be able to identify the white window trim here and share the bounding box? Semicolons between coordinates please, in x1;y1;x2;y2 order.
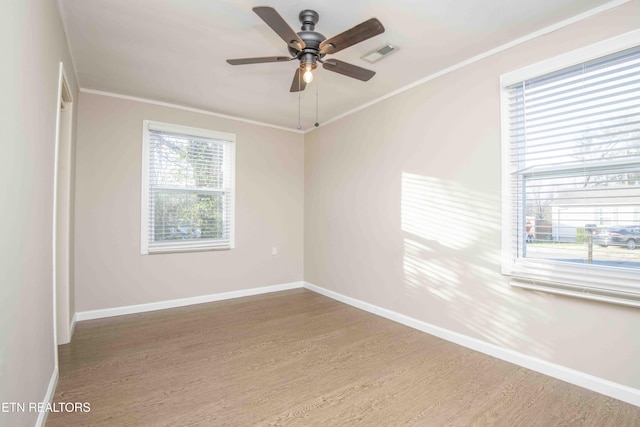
500;29;640;307
140;120;236;255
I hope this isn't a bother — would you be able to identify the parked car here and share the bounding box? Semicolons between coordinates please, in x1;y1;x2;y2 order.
593;226;640;250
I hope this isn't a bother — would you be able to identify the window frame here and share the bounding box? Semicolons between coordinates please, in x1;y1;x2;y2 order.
140;120;236;255
500;29;640;307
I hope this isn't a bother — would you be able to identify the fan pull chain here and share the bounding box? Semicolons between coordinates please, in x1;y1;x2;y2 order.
315;71;319;127
297;70;302;130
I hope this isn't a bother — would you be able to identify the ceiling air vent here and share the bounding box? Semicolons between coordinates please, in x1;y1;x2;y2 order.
361;44;397;63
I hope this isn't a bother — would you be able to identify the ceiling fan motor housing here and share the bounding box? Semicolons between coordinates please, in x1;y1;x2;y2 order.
288;9;326;69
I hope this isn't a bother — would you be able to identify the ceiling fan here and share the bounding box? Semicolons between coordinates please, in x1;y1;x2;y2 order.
227;6;385;92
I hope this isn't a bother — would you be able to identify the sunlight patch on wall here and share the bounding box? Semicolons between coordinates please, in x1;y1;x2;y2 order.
403;234;554;358
401;173;497;250
400;172;553;359
404;238;465;302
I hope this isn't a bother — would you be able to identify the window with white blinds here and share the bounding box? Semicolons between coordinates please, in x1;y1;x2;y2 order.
501;31;640;306
141;121;235;254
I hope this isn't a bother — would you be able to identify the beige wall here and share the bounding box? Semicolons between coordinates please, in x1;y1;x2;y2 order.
74;93;304;312
305;1;640;389
0;0;79;425
2;3;637;423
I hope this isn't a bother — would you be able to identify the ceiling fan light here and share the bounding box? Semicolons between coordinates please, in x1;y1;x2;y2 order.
303;68;314;83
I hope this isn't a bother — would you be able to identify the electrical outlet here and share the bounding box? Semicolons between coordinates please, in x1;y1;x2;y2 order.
272;246;278;255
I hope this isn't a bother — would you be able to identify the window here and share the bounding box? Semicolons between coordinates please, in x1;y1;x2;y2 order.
141;120;235;254
501;31;640;306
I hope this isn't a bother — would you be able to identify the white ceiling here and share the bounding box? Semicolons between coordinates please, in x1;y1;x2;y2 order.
58;0;621;131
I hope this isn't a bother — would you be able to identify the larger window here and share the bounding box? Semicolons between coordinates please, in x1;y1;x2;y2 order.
501;31;640;306
141;121;235;254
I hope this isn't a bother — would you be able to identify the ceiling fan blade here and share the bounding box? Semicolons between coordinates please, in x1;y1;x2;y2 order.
226;56;293;65
289;68;307;92
323;60;376;81
319;18;384;55
253;6;306;51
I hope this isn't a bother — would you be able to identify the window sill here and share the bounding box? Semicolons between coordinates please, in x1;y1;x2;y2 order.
509;276;640;308
142;239;233;255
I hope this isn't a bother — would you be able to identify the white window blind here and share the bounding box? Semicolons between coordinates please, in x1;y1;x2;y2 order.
141;121;235;254
501;33;640;306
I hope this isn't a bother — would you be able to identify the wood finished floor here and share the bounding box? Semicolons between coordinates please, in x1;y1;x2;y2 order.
49;289;640;426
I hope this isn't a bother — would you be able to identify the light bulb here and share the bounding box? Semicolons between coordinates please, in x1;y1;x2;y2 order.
303;67;314;84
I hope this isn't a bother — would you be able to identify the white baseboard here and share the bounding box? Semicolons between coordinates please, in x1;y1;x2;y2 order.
303;281;640;407
35;366;59;427
75;281;304;322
